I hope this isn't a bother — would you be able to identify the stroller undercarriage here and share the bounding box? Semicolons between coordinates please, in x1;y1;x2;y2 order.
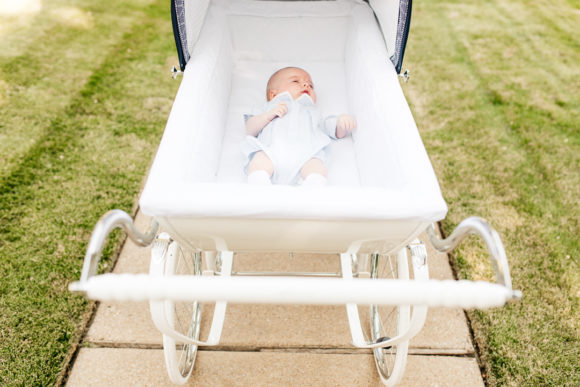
71;210;519;385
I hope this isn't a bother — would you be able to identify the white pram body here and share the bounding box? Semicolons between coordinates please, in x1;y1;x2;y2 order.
140;0;447;254
71;1;520;385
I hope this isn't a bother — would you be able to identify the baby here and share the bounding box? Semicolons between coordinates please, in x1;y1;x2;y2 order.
241;67;356;186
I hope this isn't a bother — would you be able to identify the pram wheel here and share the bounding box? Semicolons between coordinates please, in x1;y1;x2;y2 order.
149;236;202;384
369;250;411;385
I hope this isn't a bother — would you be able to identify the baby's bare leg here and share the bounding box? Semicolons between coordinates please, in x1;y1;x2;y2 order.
300;158;327;186
248;151;274;175
300;157;327;179
247;151;274;184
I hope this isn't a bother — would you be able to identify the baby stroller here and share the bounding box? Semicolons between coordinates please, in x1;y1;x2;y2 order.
70;0;521;385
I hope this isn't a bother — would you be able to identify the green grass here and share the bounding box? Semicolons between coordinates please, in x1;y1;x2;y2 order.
0;0;178;384
404;0;579;385
0;0;578;385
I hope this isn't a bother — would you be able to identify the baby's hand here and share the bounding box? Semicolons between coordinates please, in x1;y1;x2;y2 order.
246;103;288;136
336;114;357;139
270;103;288;119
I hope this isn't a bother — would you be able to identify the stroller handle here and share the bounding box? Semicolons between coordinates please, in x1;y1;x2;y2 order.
79;210;159;282
426;217;521;299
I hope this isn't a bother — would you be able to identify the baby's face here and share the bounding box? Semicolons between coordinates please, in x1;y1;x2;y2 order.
268;68;317;103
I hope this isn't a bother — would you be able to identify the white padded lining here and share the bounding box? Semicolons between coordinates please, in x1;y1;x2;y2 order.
146;5;232;184
368;0;399;58
184;0;211;56
140;0;447;221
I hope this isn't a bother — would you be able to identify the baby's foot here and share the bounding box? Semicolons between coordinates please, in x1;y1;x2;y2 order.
301;173;327;187
247;170;272;185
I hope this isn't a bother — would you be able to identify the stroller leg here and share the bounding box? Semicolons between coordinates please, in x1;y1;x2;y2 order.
205;251;233;345
340;253;367;346
149;238;233;384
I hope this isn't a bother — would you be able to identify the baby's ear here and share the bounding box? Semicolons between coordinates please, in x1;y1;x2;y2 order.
267;89;277;101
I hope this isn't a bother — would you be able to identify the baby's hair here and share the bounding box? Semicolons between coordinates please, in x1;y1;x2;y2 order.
266;66;305;101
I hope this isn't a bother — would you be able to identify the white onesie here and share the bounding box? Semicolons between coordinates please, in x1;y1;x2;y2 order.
241;92;337;185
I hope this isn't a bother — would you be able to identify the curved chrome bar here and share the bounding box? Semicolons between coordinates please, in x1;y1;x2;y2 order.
79;210;159;282
426;217;521;300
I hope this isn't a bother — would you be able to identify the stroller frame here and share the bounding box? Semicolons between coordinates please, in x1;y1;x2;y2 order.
71;210;520;385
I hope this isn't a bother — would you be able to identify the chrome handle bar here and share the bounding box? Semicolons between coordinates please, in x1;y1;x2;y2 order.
426;217;521;300
79;210;159;282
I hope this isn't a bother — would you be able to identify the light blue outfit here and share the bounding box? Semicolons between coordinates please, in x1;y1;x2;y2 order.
242;91;338;185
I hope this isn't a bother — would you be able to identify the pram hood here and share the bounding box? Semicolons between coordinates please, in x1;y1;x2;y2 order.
172;0;412;74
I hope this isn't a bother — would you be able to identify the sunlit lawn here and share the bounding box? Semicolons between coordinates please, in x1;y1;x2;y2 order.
0;0;178;384
405;0;579;385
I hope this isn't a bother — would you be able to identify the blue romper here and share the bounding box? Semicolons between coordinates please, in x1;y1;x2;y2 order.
241;92;337;185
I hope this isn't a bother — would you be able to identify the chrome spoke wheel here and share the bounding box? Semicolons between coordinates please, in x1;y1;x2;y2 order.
159;241;202;384
369;251;410;386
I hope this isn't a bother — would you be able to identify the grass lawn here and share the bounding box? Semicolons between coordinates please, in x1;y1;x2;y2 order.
405;0;579;385
0;0;578;385
0;0;178;384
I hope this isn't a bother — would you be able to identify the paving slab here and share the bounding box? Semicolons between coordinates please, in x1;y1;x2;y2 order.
86;301;159;346
67;347;483;387
87;301;472;352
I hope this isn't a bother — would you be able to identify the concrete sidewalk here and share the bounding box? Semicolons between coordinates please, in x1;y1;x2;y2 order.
66;212;484;386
